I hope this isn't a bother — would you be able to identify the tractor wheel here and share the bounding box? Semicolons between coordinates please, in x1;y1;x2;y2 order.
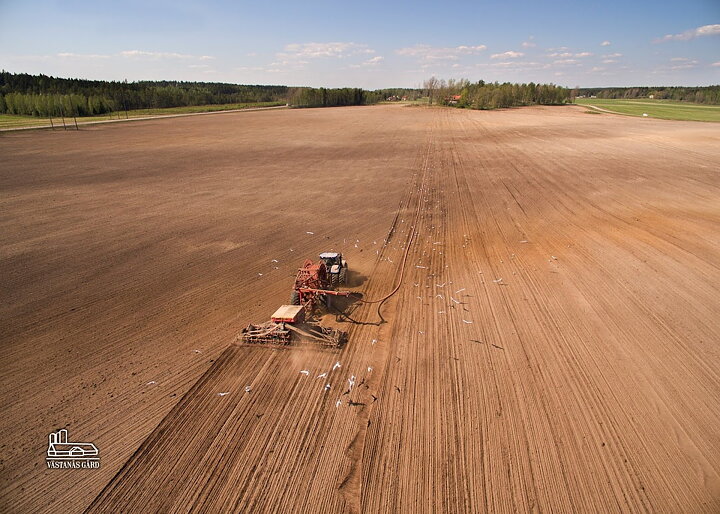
289;290;300;305
339;268;347;285
330;273;339;288
325;295;332;310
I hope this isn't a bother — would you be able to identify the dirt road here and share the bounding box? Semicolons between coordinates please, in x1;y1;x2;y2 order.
2;105;719;512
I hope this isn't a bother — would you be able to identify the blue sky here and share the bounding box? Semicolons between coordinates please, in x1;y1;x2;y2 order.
1;0;718;88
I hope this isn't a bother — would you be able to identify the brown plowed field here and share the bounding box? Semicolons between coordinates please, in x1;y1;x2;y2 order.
2;105;719;513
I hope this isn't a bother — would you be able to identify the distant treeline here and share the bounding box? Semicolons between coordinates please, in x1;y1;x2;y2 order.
283;86;425;107
0;70;580;117
0;71;289;116
0;71;413;116
574;86;720;104
289;87;375;108
375;88;424;101
427;78;569;109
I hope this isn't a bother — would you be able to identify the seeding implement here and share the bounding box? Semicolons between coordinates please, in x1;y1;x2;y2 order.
240;254;352;348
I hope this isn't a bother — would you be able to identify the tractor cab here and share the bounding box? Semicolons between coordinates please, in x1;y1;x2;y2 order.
319;252;348;286
319;252;342;271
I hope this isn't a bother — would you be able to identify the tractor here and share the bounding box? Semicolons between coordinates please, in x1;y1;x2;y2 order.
289;256;350;312
240;254;352;348
319;252;348;287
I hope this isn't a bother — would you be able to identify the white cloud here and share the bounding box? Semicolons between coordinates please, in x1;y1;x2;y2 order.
656;24;720;42
270;59;308;66
521;39;536;48
602;59;617;64
26;49;215;64
350;56;384;68
267;42;373;72
601;41;611;46
235;66;269;72
490;51;524;59
712;62;720;67
548;51;592;58
670;57;689;62
553;59;579;65
455;45;487;52
280;42;373;59
603;53;622;58
120;50;214;60
480;61;547;71
57;52;110;59
396;44;486;61
590;67;605;73
671;60;699;70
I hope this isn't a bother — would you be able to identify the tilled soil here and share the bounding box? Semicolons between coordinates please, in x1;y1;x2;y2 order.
1;105;719;513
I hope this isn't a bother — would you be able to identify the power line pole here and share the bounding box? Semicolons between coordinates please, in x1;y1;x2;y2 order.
59;103;67;130
122;81;129;118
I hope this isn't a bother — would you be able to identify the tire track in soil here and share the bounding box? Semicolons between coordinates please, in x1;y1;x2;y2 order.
1;105;428;513
86;114;438;514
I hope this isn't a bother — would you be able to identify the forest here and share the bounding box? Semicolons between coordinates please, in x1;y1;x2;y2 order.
1;71;569;117
574;85;720;104
289;87;372;107
426;77;569;109
0;71;390;116
0;72;290;116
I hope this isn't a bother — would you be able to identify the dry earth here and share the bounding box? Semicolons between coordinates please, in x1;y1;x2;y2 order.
1;104;719;512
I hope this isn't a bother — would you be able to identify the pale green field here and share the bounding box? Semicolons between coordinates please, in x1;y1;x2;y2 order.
0;114;52;129
575;98;720;122
0;101;286;130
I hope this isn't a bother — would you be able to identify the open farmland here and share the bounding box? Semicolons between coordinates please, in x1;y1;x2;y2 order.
576;97;720;122
2;104;720;512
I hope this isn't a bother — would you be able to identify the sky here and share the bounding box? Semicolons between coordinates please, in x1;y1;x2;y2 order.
0;0;718;89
